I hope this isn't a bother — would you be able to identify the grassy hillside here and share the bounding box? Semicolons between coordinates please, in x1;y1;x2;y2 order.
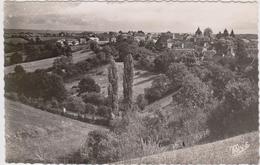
65;62;158;100
5;99;107;163
117;131;259;164
4;50;95;74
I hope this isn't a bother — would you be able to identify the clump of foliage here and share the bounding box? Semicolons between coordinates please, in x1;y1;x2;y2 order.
123;53;134;111
78;76;101;94
107;57;119;116
10;52;23;64
82;92;107;106
63;96;85;114
80;130;119;163
144;74;171;103
5;68;67;101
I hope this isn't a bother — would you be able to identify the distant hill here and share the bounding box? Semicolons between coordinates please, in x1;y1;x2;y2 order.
5;99;107;163
117;131;259;164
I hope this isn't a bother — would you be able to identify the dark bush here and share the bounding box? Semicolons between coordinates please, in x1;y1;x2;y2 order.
10;52;23;64
96;105;112;118
80;130;119;163
82;92;107;106
85;103;96;114
78;76;101;94
14;65;26;74
136;94;148;110
64;96;85;114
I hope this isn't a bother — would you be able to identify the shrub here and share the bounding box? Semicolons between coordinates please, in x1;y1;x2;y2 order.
78;76;101;94
166;62;190;89
82;92;107;106
85;103;96;115
96;106;112;118
5;71;67;101
207;78;258;139
64;96;85;114
89;41;100;53
80;130;119;163
14;65;26;74
144;74;171;103
136;94;148;110
205;62;235;99
18;94;28;104
10;52;23;64
173;73;211;108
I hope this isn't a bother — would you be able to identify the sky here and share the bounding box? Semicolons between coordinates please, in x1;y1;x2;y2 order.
4;2;258;34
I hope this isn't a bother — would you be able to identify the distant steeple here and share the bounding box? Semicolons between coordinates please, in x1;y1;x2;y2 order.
230;29;235;38
195;27;202;36
223;29;229;37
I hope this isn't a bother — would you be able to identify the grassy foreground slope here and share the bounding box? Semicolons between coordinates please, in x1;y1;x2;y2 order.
5;99;106;163
118;131;259;164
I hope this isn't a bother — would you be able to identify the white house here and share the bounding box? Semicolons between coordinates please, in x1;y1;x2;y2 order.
89;37;99;42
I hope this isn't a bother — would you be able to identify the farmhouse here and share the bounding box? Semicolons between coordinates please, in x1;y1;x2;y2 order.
67;39;80;46
89;36;99;42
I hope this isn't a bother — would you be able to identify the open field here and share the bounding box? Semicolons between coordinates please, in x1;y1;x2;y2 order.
4;50;95;74
65;62;158;100
117;131;259;164
5;99;107;163
4;38;30;44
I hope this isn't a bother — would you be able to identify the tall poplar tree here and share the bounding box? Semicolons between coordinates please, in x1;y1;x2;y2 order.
123;53;134;111
107;56;119;116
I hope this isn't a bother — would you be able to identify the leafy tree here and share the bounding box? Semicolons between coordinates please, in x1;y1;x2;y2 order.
78;76;101;94
207;78;258;137
216;32;222;39
63;45;72;57
173;72;211;108
166;62;190;89
203;28;213;38
90;41;100;53
10;52;23;64
80;130;119;163
214;40;229;56
64;96;85;114
35;36;41;44
85;103;96;115
205;63;235;99
52;56;73;77
155;35;168;50
103;45;119;59
82;92;107;106
224;78;257;111
139;40;145;47
14;65;25;74
117;41;131;62
144;74;170;103
145;40;155;50
9;71;67;101
97;51;108;63
96;105;112;118
136;94;148;110
235;39;249;69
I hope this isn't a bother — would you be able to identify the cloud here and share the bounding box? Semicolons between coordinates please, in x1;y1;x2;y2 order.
4;2;258;33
